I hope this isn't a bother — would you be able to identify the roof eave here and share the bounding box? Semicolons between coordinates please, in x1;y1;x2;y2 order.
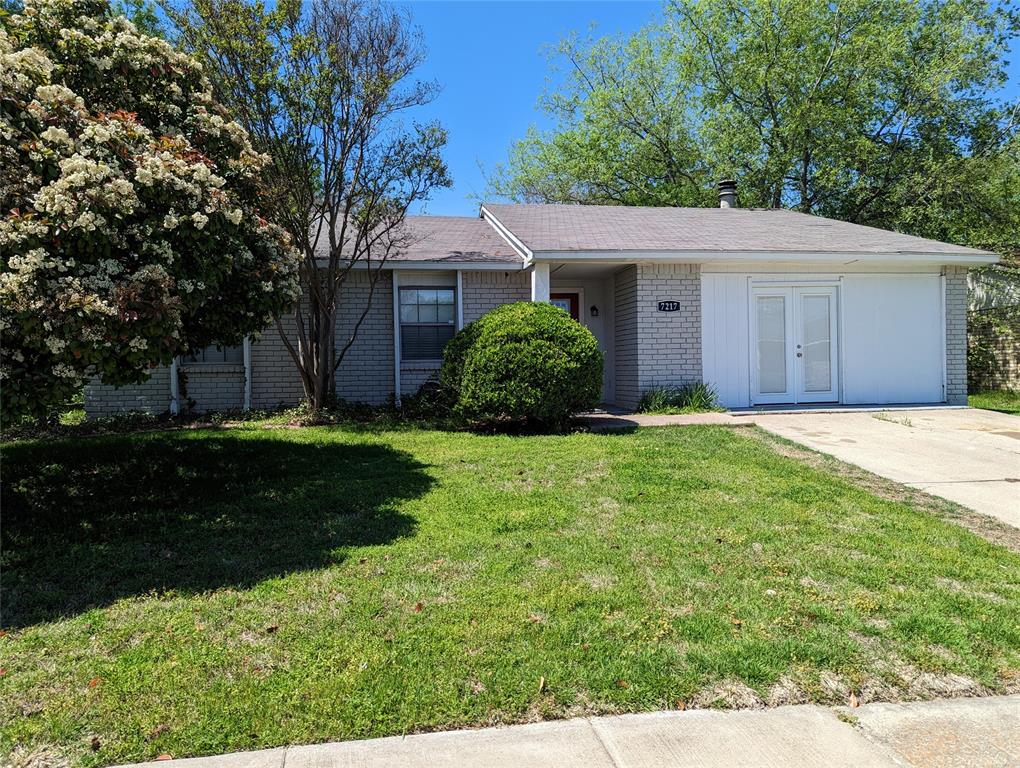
528;249;999;266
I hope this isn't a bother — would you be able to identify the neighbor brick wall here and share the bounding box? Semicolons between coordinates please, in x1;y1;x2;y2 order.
461;270;530;323
968;316;1020;391
945;266;968;405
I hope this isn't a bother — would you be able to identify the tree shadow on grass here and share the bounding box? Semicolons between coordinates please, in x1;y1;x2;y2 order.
1;431;432;628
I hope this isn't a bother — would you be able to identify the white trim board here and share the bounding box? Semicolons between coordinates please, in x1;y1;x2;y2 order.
531;250;997;266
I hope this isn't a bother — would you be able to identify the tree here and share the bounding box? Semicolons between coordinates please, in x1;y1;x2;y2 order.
490;0;1019;249
0;0;300;420
168;0;451;409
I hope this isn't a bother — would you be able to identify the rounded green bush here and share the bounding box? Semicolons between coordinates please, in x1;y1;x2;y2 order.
441;302;604;429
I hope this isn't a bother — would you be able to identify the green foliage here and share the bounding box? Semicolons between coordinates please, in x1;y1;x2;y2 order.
637;382;721;414
969;390;1020;415
438;318;482;400
442;302;603;429
1;0;300;419
490;0;1019;252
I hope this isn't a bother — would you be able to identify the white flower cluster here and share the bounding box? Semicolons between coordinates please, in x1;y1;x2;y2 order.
1;0;301;417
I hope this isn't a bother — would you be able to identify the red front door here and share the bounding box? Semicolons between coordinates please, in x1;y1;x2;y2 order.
550;293;580;321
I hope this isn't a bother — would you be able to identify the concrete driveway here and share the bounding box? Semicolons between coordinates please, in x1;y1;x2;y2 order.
749;408;1020;528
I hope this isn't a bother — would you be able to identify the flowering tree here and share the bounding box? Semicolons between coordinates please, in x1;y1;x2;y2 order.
0;0;301;419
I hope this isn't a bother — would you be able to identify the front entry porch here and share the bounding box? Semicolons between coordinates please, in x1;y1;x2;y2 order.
540;262;618;405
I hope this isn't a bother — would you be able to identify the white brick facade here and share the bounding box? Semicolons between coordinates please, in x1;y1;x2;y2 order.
85;366;172;417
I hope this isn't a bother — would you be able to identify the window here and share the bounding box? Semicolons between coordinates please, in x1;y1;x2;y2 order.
183;344;244;365
400;287;455;360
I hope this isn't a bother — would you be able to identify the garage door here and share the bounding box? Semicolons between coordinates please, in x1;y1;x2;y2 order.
841;274;944;404
702;272;946;408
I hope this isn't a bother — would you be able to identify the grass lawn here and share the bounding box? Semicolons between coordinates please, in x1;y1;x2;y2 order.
969;389;1020;415
2;424;1019;767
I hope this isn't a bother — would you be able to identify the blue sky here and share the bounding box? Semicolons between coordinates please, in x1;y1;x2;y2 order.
403;0;1019;217
407;0;660;216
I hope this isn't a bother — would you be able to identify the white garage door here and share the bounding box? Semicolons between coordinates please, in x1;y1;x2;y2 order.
702;272;945;408
841;274;944;404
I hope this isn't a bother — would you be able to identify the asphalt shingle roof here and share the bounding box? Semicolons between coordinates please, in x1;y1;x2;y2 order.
481;203;992;257
389;216;522;263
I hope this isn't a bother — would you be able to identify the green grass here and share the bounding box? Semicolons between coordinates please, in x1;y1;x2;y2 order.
969;390;1020;415
2;424;1019;767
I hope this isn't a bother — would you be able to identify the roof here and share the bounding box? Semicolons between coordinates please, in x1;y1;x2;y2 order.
480;203;993;258
388;216;522;263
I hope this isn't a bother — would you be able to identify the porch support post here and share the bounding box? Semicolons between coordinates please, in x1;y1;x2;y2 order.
392;270;402;407
531;262;550;302
242;336;252;411
169;357;180;415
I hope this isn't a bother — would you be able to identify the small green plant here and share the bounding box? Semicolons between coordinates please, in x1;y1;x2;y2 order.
636;383;720;414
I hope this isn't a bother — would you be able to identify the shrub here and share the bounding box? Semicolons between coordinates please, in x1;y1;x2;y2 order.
637;382;720;413
441;302;603;430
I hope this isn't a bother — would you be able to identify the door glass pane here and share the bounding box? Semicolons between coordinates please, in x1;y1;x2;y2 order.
802;294;831;392
756;296;787;393
550;298;571;314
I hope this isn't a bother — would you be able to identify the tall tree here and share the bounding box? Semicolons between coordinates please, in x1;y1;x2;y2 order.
168;0;451;409
490;0;1019;248
1;0;299;419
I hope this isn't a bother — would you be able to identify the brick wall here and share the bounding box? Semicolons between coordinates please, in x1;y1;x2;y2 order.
461;270;530;323
84;265;592;415
85;367;171;416
400;364;440;395
254;270;396;407
334;270;394;404
637;263;702;392
250;314;305;409
612;263;702;409
945;266;968;405
180;364;244;411
613;266;639;408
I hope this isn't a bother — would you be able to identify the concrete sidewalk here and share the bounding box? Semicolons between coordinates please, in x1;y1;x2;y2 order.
118;696;1020;768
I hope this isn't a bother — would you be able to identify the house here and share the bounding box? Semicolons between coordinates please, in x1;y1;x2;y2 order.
85;185;999;416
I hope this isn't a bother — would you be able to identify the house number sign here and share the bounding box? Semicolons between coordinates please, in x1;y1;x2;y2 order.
657;300;682;312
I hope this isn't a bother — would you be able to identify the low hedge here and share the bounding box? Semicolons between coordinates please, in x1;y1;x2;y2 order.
440;302;603;430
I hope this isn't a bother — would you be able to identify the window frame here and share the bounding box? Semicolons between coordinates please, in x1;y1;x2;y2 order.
181;343;244;366
398;285;457;363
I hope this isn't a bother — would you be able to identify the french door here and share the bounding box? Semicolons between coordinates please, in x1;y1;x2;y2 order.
751;285;839;405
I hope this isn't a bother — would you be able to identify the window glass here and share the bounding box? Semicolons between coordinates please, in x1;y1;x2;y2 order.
399;287;455;360
184;344;243;365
